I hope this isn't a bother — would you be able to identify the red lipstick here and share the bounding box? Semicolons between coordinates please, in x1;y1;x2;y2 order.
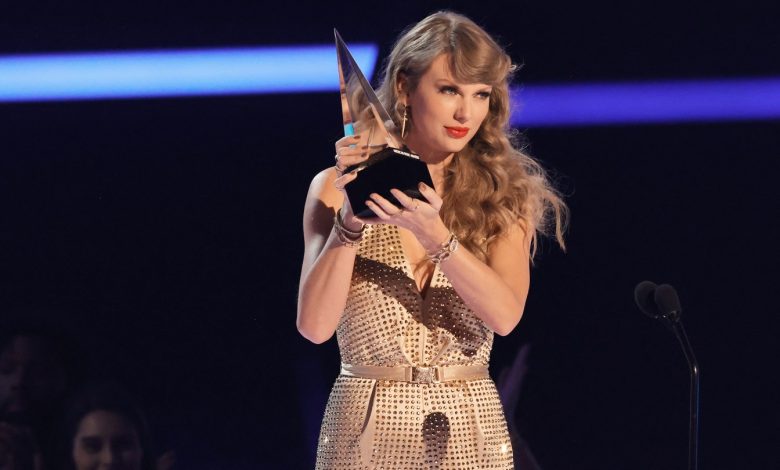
445;126;469;139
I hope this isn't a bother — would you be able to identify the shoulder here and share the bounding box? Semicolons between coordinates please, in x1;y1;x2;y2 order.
306;167;343;209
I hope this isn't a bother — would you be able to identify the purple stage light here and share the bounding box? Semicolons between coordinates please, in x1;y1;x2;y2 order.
511;78;780;126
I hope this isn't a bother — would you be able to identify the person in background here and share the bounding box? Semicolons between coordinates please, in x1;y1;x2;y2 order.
0;422;37;470
61;382;155;470
0;328;75;469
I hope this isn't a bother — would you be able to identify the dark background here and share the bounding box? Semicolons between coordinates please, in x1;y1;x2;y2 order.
2;1;778;468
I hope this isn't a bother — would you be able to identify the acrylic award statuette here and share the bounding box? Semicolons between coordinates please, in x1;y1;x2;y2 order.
335;29;434;218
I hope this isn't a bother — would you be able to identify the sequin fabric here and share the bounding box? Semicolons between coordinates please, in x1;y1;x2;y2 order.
316;224;514;469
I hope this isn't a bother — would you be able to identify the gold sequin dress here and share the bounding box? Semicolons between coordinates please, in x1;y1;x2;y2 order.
316;224;514;469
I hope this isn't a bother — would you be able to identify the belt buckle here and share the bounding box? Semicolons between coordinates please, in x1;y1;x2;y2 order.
410;366;439;384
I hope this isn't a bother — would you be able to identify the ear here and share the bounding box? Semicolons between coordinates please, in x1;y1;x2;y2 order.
395;72;409;100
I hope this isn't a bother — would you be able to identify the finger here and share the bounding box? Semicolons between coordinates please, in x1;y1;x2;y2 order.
389;188;420;211
336;145;369;157
336;147;371;168
365;200;391;220
335;134;362;151
334;171;358;190
418;182;443;211
369;193;402;216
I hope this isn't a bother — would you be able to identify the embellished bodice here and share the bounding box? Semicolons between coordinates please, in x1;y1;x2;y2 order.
337;223;494;368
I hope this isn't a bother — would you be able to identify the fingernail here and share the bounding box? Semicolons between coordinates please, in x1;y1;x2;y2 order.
418;182;427;191
352;134;361;139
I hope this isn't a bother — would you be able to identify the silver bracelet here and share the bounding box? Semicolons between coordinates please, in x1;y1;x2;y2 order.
334;209;364;247
426;233;459;264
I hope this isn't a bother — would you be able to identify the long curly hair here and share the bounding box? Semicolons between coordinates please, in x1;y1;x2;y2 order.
375;11;568;260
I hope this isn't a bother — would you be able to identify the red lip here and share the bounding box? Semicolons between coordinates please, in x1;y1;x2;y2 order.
445;126;469;138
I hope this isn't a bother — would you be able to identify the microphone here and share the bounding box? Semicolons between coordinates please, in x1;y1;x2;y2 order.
633;280;659;318
654;283;682;322
633;280;699;470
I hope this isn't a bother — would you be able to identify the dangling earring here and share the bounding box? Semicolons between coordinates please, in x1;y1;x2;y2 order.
400;105;409;140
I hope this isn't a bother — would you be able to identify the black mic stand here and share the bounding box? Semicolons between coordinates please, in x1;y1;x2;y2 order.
635;281;700;470
660;314;700;470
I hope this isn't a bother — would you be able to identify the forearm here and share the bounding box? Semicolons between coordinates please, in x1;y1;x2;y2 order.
296;227;359;343
417;223;528;336
437;247;527;336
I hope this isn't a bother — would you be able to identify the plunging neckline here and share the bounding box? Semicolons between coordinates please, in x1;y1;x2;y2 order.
393;225;438;299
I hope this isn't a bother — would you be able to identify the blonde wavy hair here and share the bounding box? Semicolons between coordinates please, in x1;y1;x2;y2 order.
375;11;568;260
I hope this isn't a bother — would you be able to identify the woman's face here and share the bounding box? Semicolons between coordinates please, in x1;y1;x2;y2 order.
0;335;66;414
403;54;492;161
72;410;142;470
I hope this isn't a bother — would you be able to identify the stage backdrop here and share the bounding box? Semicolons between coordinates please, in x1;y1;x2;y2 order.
2;1;778;468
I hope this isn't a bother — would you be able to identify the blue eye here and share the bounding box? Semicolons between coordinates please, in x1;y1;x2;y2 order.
476;91;491;99
440;86;458;95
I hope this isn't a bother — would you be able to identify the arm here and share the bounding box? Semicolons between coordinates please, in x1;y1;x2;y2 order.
297;135;369;344
435;220;531;336
296;169;354;344
366;184;531;336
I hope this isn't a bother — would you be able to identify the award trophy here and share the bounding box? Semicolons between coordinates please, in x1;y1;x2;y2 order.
335;29;434;218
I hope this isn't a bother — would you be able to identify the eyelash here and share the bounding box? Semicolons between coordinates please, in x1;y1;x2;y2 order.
439;86;491;99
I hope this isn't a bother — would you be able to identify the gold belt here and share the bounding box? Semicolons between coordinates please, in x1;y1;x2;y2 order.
340;362;489;383
341;362;491;465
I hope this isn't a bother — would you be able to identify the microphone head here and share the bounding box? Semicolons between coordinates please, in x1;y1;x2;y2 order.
654;284;682;319
634;281;659;318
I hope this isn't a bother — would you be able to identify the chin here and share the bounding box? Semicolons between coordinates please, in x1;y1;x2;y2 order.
447;142;469;153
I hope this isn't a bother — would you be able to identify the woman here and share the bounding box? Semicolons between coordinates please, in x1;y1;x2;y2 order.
62;383;154;470
298;11;566;469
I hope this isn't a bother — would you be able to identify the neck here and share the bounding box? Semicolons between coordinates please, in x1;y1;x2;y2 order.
404;135;453;192
404;133;453;163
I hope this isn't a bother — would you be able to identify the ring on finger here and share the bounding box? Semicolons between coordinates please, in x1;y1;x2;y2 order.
334;155;347;173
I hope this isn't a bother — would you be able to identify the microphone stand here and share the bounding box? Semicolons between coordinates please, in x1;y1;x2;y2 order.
663;316;700;470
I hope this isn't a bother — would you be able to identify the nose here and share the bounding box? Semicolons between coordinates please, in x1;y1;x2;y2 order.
454;96;471;124
100;446;116;466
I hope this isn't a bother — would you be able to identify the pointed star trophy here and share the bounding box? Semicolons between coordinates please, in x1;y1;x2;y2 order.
335;29;434;218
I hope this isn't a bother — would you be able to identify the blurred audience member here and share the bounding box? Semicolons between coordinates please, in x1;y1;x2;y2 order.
1;328;77;469
0;422;38;470
62;382;155;470
0;331;69;419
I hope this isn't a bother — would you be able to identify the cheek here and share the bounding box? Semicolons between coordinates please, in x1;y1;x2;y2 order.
476;102;491;125
415;96;449;126
72;447;97;470
119;447;143;468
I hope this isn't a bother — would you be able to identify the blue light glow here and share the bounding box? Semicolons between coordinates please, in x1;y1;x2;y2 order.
511;78;780;126
0;45;379;102
2;47;778;126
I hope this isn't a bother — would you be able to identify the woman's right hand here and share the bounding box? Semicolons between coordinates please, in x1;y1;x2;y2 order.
333;134;370;230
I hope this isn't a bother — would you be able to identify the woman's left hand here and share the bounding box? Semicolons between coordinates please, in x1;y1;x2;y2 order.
363;183;450;248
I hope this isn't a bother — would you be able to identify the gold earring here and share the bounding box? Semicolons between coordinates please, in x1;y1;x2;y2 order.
400;105;409;139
